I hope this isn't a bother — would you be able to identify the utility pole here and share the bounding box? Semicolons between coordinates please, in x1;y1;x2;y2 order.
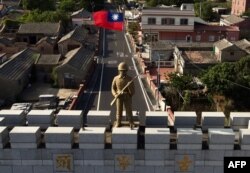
157;53;160;109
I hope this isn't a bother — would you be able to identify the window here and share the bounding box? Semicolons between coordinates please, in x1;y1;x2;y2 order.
230;52;234;56
196;35;201;41
186;35;192;42
161;18;175;25
208;35;215;42
180;18;188;25
148;18;156;25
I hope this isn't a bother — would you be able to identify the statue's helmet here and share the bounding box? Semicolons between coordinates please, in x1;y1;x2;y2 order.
118;62;128;71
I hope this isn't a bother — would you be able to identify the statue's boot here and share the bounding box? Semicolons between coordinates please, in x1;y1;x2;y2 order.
114;118;121;128
129;121;135;129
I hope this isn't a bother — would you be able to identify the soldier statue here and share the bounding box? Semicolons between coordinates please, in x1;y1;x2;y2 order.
111;62;135;129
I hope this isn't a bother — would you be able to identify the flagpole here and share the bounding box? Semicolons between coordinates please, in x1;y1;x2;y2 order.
122;3;126;62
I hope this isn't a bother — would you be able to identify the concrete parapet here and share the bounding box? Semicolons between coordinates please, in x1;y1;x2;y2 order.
112;127;138;149
230;112;250;130
145;128;170;149
79;127;106;149
44;127;74;149
145;111;168;127
174;111;197;128
201;112;225;130
177;128;202;150
57;110;83;129
27;110;54;129
0;110;26;127
239;129;250;150
87;110;111;126
9;126;41;149
121;111;139;123
0;126;9;148
0;117;5;126
208;128;235;150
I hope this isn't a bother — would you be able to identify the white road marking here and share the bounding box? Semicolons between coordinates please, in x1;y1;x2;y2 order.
97;29;106;110
97;57;104;111
124;33;131;53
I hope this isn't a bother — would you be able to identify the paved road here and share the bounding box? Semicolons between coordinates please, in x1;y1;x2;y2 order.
76;28;154;124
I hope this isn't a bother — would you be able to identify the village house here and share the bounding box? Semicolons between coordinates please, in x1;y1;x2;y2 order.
16;22;63;44
141;4;240;43
35;37;57;54
58;26;89;55
220;14;250;39
214;38;250;62
35;54;61;83
0;37;15;55
54;47;95;88
173;38;250;75
231;0;250;16
71;8;93;27
173;44;217;75
58;26;98;55
0;48;40;103
0;3;8;17
234;38;250;54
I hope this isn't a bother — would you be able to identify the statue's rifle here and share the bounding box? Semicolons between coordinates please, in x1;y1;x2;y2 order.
110;74;140;106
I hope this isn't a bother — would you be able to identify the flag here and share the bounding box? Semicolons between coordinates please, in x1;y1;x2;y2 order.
93;10;124;31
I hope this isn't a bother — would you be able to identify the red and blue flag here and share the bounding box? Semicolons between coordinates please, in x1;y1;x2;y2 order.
93;10;124;31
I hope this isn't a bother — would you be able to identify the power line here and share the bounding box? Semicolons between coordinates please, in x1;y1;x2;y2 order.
185;55;250;91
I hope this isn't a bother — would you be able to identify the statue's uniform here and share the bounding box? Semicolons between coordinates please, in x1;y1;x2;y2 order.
111;74;135;126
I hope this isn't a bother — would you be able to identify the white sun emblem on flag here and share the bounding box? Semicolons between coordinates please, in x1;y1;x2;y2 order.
112;14;119;21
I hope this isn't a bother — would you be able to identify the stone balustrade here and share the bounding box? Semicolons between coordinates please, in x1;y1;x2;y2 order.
230;112;250;130
0;110;250;173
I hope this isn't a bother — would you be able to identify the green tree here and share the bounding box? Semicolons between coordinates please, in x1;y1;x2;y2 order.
145;0;194;7
194;1;217;21
58;0;76;12
169;73;193;91
22;0;56;11
201;62;235;95
181;90;191;110
79;0;104;11
20;10;69;26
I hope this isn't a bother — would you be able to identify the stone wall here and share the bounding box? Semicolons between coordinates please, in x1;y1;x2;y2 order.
0;110;250;173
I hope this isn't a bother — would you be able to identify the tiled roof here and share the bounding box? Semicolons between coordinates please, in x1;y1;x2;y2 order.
36;36;56;45
60;47;94;71
195;25;239;31
58;26;88;44
36;54;61;65
0;37;14;46
151;41;173;50
71;8;91;19
223;15;244;24
214;38;233;50
234;39;250;54
17;22;61;35
0;48;39;80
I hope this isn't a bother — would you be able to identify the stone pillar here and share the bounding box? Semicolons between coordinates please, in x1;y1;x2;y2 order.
0;126;9;148
27;110;54;129
208;128;235;150
177;128;202;150
9;126;41;148
112;127;138;149
79;127;106;149
44;127;74;149
145;128;170;149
